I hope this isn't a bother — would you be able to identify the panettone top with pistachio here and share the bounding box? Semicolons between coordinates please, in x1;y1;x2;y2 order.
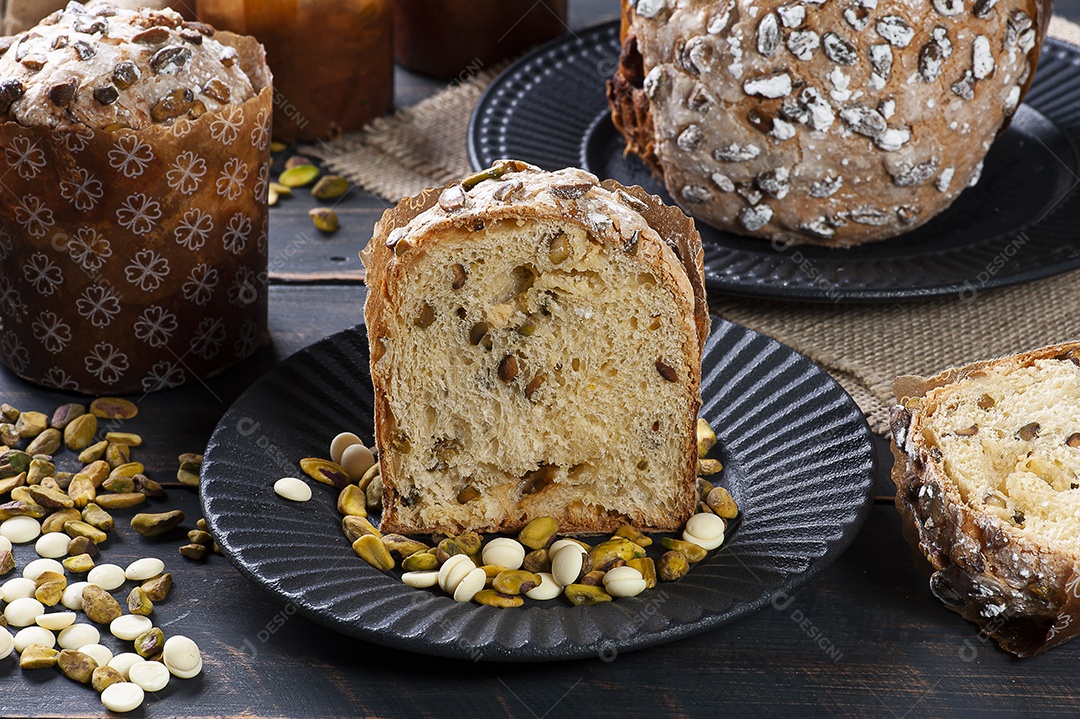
0;1;255;130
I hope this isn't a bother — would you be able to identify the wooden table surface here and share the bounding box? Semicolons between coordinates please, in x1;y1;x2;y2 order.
5;2;1080;717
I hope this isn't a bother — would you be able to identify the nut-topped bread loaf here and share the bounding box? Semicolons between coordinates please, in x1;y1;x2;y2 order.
608;0;1051;246
891;344;1080;656
361;161;709;536
0;2;254;129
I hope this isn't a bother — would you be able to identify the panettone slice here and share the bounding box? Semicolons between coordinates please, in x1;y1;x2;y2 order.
361;161;709;536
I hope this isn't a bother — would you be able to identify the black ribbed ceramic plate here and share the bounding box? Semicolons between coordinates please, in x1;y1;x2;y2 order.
200;320;876;661
468;23;1080;302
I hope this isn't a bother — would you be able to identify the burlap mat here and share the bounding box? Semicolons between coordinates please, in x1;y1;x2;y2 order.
307;18;1080;435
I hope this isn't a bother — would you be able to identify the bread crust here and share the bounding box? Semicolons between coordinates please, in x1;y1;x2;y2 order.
891;342;1080;657
361;161;709;535
609;0;1052;247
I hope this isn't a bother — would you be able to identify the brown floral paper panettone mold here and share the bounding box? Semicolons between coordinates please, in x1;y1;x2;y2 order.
0;32;272;395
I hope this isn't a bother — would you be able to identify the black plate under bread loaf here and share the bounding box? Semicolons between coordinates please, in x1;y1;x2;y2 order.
468;22;1080;302
200;320;876;661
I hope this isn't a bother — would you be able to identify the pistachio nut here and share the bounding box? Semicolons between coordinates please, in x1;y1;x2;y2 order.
15;411;48;438
130;510;185;538
92;665;125;693
517;517;558;550
269;181;292;197
133;474;165;497
352;534;394;571
660;537;707;564
81;461;111;488
82;584;122;624
178;452;203;466
698;458;723;476
187;530;212;545
141;573;172;602
696;418;717;458
342;515;381;542
0;499;46;520
35;573;66;606
613;525;652;547
1;449;31;475
9;486;33;502
101;474;134;494
336;484;367;518
270;140;288;153
27;485;73;509
127;586;153;616
57;649;97;683
380;534;429;559
365;476;382;511
63;554;95;574
455;531;483;556
93;493;146;510
267;187;279;206
82;504;115;532
279;164;320;187
310;207;339;233
76;440;107;462
67;536;98;558
63;413;98;451
134;627;164;659
461;163;510;189
66;475;96;508
492;569;541;595
0;403;17;423
311;175;350;200
548;231;571;265
19;643;59;669
627;557;657;589
579;570;607;586
697;478;714;500
105;442;131;469
42;508;81;534
588;538;645;571
706;486;738;519
104;432;142;446
299;458;350;489
64;521;107;545
176;460;200;487
564;583;613;606
25;428;61;455
179;543;208;561
657;550;690;581
50;403;86;431
108;462;144;479
401;551;438;571
0;472;25;495
472;589;524;608
89;397;138;420
522;548;551;574
26;458;55;485
0;423;18;447
357;461;380;492
0;549;14;575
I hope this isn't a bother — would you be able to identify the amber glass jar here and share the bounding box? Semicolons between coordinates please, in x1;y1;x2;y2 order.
394;0;568;80
196;0;393;142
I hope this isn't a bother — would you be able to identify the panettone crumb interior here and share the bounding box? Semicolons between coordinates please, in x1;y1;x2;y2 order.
924;358;1080;553
376;218;695;532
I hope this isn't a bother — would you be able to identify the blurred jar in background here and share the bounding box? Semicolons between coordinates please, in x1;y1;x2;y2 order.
394;0;568;80
196;0;393;142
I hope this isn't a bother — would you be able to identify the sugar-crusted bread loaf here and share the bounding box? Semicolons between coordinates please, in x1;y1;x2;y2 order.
891;343;1080;656
608;0;1051;246
361;161;709;536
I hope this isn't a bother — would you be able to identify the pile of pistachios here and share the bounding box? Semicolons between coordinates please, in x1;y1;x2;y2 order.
282;418;738;607
269;146;350;234
0;398;203;713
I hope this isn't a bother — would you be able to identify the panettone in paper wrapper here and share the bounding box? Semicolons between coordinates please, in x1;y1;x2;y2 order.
0;6;272;395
